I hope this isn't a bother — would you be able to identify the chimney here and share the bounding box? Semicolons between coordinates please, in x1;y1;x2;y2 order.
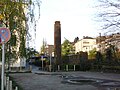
54;21;61;66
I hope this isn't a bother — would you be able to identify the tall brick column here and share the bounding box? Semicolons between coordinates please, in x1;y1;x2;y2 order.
54;21;61;66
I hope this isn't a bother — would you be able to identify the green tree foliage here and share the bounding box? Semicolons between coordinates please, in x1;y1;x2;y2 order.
105;47;113;62
40;39;47;54
95;51;103;67
96;51;103;61
0;0;41;62
105;44;119;65
61;39;73;56
88;48;96;59
26;47;39;59
61;39;74;65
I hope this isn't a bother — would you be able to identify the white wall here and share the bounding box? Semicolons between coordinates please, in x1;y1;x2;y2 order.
10;57;26;67
74;38;96;53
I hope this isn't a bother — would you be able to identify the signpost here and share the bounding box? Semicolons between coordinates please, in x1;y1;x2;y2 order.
41;56;43;71
0;28;11;44
0;28;11;90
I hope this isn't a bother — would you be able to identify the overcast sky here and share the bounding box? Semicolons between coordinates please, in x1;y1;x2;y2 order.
35;0;99;51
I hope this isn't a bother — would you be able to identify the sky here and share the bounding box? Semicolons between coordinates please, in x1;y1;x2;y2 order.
35;0;99;51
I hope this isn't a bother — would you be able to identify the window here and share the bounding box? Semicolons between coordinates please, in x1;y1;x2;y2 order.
83;42;89;44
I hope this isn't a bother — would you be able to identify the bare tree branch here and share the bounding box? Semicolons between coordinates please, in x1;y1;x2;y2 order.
97;0;120;32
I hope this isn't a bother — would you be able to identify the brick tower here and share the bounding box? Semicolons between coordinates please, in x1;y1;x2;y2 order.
54;21;61;66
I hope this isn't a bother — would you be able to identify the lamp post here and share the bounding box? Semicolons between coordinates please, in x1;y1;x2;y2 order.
41;55;43;71
41;52;44;71
49;54;52;72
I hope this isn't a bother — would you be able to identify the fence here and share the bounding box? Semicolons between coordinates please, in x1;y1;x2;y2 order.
4;75;19;90
49;65;79;72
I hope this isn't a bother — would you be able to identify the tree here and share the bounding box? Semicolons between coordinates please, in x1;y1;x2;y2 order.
97;0;120;33
74;37;79;43
61;39;74;64
26;47;39;59
88;48;96;60
105;44;119;65
0;0;41;64
61;39;74;56
40;38;47;54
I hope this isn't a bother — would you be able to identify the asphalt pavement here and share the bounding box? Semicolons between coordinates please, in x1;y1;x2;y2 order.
10;67;120;90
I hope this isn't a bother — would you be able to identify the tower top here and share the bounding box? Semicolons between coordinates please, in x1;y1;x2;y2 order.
55;21;60;24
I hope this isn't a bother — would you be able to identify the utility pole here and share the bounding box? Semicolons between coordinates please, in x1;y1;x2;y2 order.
99;33;101;52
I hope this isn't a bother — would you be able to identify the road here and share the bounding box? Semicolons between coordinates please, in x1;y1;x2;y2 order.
10;67;120;90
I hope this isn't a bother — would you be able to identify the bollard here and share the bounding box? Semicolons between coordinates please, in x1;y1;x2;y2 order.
66;65;68;71
4;75;6;87
74;65;76;71
6;77;9;90
20;66;22;71
58;65;60;71
9;81;12;90
49;65;51;72
15;86;18;90
30;65;32;71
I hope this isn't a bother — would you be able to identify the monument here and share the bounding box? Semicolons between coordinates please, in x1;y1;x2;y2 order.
54;21;61;66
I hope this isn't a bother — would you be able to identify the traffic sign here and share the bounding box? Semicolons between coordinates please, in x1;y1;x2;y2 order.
0;28;11;44
0;28;11;90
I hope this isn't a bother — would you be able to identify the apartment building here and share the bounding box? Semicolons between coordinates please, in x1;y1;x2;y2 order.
74;36;97;54
98;33;120;53
44;44;54;56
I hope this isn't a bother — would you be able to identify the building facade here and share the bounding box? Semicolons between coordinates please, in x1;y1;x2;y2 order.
74;36;96;54
97;33;120;53
44;44;54;56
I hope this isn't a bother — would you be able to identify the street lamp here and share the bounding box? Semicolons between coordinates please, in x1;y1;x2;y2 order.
49;54;52;72
41;52;44;71
49;52;54;72
41;55;43;71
